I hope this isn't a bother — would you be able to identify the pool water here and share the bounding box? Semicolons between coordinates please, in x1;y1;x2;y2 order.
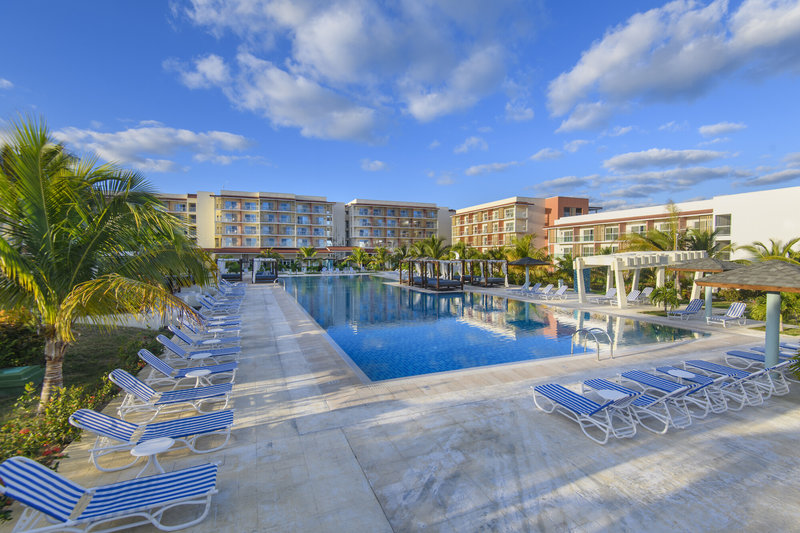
282;275;707;381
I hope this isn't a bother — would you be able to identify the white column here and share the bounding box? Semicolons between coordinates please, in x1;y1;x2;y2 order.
631;269;641;292
656;267;666;288
614;260;627;308
575;257;587;304
690;271;702;300
605;268;613;291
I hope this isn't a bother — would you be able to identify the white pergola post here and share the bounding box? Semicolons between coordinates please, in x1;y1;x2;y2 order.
575;257;587;304
614;259;627;308
631;269;641;292
656;267;666;288
690;271;703;300
605;268;613;291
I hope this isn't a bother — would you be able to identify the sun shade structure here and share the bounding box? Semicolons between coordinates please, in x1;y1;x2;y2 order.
252;257;278;283
668;257;743;318
574;251;706;308
697;260;800;366
508;257;550;287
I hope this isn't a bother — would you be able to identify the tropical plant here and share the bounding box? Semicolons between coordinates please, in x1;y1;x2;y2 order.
553;253;574;285
346;247;372;270
749;292;800;332
415;235;451;259
684;228;727;258
507;234;545;260
370;247;390;270
623;229;684;252
738;238;800;264
650;282;680;314
0;117;212;409
484;246;507;260
258;248;282;260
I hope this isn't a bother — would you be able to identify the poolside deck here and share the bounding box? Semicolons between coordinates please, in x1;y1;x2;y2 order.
18;282;800;532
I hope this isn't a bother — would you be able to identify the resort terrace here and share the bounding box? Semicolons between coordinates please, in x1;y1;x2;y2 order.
32;280;800;532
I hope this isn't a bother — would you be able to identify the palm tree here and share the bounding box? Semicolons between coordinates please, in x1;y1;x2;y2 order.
623;229;681;252
650;282;680;314
297;246;317;271
370;247;390;270
685;228;728;258
415;235;451;259
390;244;412;268
507;234;545;260
738;238;800;264
484;246;507;260
0;117;212;409
346;247;371;270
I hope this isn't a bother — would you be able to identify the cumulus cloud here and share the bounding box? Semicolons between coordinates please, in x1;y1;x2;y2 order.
699;121;746;136
658;120;687;132
607;125;633;137
504;101;534;122
428;170;455;185
556;101;613;132
465;160;519;176
0;78;12;89
547;0;800;129
784;152;800;167
743;168;800;186
454;136;488;154
531;147;562;161
603;148;726;171
165;54;230;88
534;175;598;191
360;159;386;171
564;139;590;153
53;122;253;173
428;139;441;149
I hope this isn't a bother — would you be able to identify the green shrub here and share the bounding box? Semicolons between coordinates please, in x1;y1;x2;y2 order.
0;322;44;368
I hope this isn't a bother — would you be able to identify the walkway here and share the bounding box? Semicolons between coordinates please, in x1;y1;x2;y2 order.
15;282;800;532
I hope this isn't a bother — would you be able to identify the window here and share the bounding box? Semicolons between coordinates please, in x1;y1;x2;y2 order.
358;218;369;226
560;229;573;243
629;224;646;236
244;226;257;235
413;210;423;218
387;219;396;227
297;216;310;224
373;229;382;237
387;209;395;216
279;202;292;211
244;214;258;222
279;214;292;223
264;214;276;222
297;238;310;246
297;228;308;236
189;203;196;212
505;222;514;232
372;208;382;215
504;208;514;219
280;238;293;247
262;226;274;234
317;239;328;247
296;204;310;213
189;215;196;223
374;219;384;226
656;222;672;232
283;227;294;235
492;222;499;233
715;214;731;236
263;237;276;246
225;225;237;234
223;237;238;247
243;202;258;210
223;201;239;210
173;203;186;212
582;245;595;256
244;238;258;247
358;208;369;215
400;209;408;217
604;226;619;241
312;205;326;214
386;229;396;237
582;229;594;242
261;201;274;210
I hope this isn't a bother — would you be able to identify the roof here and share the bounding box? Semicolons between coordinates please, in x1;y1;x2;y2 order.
696;260;800;293
668;257;743;272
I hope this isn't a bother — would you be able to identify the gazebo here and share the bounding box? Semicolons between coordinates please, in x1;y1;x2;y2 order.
508;257;550;287
463;259;509;288
668;257;742;319
216;257;243;282
697;260;800;367
573;251;706;308
252;257;278;283
399;258;464;291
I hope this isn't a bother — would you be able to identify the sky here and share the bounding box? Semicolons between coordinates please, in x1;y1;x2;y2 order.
2;0;800;211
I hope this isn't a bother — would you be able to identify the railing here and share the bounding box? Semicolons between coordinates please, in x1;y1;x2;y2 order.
571;328;613;361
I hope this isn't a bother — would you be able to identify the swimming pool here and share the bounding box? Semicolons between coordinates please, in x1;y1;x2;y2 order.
282;275;707;381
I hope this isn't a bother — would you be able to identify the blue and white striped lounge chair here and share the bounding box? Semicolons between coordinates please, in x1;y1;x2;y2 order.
69;408;234;472
591;288;617;305
203;293;242;306
655;366;728;414
197;308;241;323
723;351;793;394
582;378;692;434
220;277;246;289
0;456;218;533
198;297;240;315
138;349;237;388
542;285;568;300
533;283;553;297
667;298;704;320
519;282;542;296
683;360;765;406
508;281;531;295
620;369;711;420
626;289;641;305
637;287;654;304
532;383;638;444
706;302;747;327
181;318;241;338
110;369;232;422
168;324;241;348
156;335;240;365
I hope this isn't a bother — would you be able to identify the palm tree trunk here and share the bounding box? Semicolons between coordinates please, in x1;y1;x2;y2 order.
39;336;67;413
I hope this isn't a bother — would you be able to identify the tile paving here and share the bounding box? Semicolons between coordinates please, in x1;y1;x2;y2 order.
5;280;800;532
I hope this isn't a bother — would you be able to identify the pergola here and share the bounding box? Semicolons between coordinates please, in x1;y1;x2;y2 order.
399;258;465;291
216;257;243;282
462;259;509;288
573;251;707;308
668;257;742;319
698;260;800;367
252;257;278;283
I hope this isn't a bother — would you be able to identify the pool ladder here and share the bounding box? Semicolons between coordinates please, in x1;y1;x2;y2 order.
571;328;614;361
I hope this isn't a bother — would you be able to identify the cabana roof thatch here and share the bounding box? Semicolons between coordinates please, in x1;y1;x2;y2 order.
696;260;800;293
668;257;743;273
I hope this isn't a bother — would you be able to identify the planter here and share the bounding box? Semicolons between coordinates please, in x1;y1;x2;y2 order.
0;365;45;396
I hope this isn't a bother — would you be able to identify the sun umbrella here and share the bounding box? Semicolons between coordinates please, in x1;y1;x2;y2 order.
668;258;743;318
697;260;800;366
508;257;550;286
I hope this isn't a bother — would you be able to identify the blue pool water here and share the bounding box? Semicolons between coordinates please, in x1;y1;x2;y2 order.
282;275;707;381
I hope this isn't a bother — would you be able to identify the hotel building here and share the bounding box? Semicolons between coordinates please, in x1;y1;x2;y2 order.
451;196;594;253
345;199;452;249
546;186;800;261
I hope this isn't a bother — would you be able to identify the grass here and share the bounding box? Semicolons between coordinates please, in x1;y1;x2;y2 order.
0;325;162;422
749;325;800;336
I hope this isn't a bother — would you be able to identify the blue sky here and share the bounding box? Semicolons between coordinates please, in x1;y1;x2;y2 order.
2;0;800;211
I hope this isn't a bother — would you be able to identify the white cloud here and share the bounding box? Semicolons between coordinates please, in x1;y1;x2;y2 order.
658;120;687;132
556;101;613;132
454;136;488;154
465;160;520;176
699;121;746;136
607;125;633;137
53;122;253;173
165;54;230;88
784;152;800;167
564;139;590;153
428;170;455;186
603;148;726;171
743;168;800;186
360;159;386;171
428;139;441;149
0;78;12;90
504;101;534;122
531;147;562;161
698;136;731;146
534;175;598;191
547;0;800;128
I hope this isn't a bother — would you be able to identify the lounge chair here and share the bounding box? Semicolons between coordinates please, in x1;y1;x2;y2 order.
637;287;654;304
156;335;240;365
667;299;704;320
723;351;793;394
706;302;747;327
683;360;765;407
619;369;711;420
625;289;641;305
535;284;554;297
168;324;241;348
138;349;237;388
181;317;241;338
110;369;232;422
508;281;530;294
542;285;568;300
199;296;240;314
0;456;218;533
655;366;729;414
531;383;638;444
196;308;241;324
582;378;692;434
591;288;617;305
69;408;234;472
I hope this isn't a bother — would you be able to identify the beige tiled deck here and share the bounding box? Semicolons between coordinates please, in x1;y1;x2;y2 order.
7;280;800;532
